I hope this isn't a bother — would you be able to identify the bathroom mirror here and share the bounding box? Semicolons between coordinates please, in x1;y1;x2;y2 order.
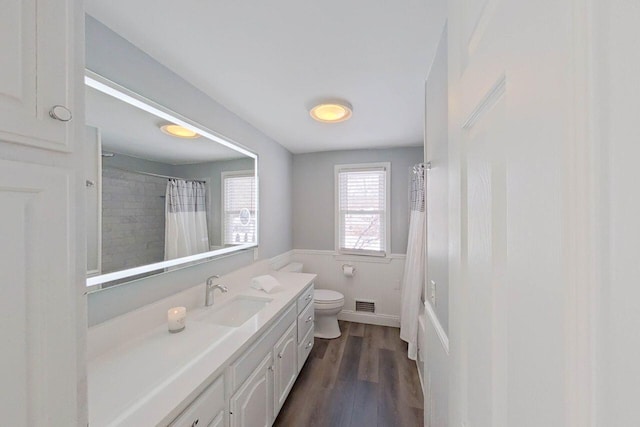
85;71;258;290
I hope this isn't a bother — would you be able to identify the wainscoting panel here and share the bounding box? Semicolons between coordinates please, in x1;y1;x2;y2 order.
291;250;405;327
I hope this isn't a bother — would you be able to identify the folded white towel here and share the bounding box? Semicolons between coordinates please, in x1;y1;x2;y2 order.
251;275;283;293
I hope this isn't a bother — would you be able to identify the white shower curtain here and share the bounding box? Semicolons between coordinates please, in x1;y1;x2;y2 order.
164;179;210;260
400;165;426;360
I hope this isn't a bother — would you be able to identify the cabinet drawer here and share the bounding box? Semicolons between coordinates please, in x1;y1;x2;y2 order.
297;300;314;343
297;283;314;314
297;327;314;372
230;303;296;390
170;375;224;427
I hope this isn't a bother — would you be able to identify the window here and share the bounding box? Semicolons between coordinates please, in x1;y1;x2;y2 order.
335;163;390;256
222;171;257;245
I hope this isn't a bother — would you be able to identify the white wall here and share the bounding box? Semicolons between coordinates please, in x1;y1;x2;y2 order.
86;17;293;325
594;2;640;425
424;26;449;427
426;27;450;334
293;147;424;253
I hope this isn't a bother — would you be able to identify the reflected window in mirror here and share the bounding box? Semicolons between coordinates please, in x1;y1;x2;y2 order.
222;171;257;246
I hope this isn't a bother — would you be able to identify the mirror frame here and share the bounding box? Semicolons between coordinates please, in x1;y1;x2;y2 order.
85;70;259;291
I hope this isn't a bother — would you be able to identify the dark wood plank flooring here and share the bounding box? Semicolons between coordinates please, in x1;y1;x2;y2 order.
274;321;424;427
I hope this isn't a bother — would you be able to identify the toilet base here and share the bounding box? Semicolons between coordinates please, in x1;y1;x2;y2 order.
314;313;341;339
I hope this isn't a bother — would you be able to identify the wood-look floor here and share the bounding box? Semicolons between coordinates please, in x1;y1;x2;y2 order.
274;321;424;427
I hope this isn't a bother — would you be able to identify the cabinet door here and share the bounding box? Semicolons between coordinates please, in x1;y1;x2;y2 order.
0;0;75;151
0;159;80;425
273;322;297;415
209;411;224;427
230;353;273;427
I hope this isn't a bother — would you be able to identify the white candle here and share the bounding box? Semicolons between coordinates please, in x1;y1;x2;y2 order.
168;307;186;333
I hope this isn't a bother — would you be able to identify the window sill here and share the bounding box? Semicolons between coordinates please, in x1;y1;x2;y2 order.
333;253;393;264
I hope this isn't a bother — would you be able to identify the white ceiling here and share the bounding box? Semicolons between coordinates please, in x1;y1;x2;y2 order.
85;86;246;164
85;0;446;154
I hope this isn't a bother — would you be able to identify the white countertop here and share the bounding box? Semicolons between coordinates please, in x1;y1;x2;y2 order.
88;271;316;427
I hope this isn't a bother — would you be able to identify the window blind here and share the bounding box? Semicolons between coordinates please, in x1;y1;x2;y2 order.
337;167;387;256
223;174;256;245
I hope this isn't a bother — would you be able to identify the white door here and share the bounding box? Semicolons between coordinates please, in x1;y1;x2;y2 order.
0;0;76;151
273;322;297;415
448;0;593;426
230;353;274;427
0;0;85;425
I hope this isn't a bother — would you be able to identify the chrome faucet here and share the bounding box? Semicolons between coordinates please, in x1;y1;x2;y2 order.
205;275;228;306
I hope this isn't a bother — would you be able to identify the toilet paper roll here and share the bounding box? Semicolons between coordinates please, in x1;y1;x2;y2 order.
343;265;355;277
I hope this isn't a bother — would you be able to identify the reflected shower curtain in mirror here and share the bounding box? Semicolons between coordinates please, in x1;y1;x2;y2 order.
400;164;426;360
164;179;210;260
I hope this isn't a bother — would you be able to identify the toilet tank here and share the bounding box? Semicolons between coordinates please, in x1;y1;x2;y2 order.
279;262;303;273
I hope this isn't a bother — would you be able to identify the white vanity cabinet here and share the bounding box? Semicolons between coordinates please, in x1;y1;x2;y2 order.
229;353;274;427
228;283;315;426
170;375;225;427
164;281;316;427
273;322;298;414
296;284;315;372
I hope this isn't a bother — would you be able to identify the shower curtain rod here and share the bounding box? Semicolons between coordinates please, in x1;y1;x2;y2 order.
105;166;206;184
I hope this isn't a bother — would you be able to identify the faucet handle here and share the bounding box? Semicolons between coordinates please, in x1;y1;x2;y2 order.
206;275;220;286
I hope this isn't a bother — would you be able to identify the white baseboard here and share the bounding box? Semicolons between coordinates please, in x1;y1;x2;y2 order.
337;310;400;328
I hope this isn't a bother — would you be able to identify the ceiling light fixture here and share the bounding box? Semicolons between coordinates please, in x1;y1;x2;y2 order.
160;124;200;139
310;102;352;123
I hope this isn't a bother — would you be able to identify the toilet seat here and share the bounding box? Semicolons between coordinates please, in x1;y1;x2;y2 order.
314;289;344;304
314;289;344;312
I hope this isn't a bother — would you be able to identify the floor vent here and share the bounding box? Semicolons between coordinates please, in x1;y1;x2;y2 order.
355;300;375;313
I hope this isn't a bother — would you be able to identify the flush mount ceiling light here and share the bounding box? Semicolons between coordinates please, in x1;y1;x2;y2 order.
160;124;200;139
310;102;353;123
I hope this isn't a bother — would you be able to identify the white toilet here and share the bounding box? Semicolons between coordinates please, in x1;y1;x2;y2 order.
279;262;345;339
313;289;345;339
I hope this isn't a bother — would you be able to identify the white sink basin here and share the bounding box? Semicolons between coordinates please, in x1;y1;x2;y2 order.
195;296;272;327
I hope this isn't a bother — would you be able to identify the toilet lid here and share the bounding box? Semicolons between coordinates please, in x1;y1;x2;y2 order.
314;289;344;303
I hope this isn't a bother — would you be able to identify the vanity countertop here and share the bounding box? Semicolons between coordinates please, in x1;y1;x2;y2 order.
88;271;316;427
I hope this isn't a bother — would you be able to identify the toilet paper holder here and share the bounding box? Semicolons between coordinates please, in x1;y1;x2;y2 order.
342;264;356;277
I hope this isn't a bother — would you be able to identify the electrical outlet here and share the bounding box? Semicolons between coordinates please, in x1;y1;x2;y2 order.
430;280;437;307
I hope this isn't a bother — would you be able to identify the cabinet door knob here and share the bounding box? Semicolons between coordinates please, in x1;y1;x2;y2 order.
49;105;73;122
278;352;283;359
306;315;312;323
191;418;199;427
306;341;312;349
305;294;312;301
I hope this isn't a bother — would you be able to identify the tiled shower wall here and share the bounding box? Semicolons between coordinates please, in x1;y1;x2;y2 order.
102;168;166;273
